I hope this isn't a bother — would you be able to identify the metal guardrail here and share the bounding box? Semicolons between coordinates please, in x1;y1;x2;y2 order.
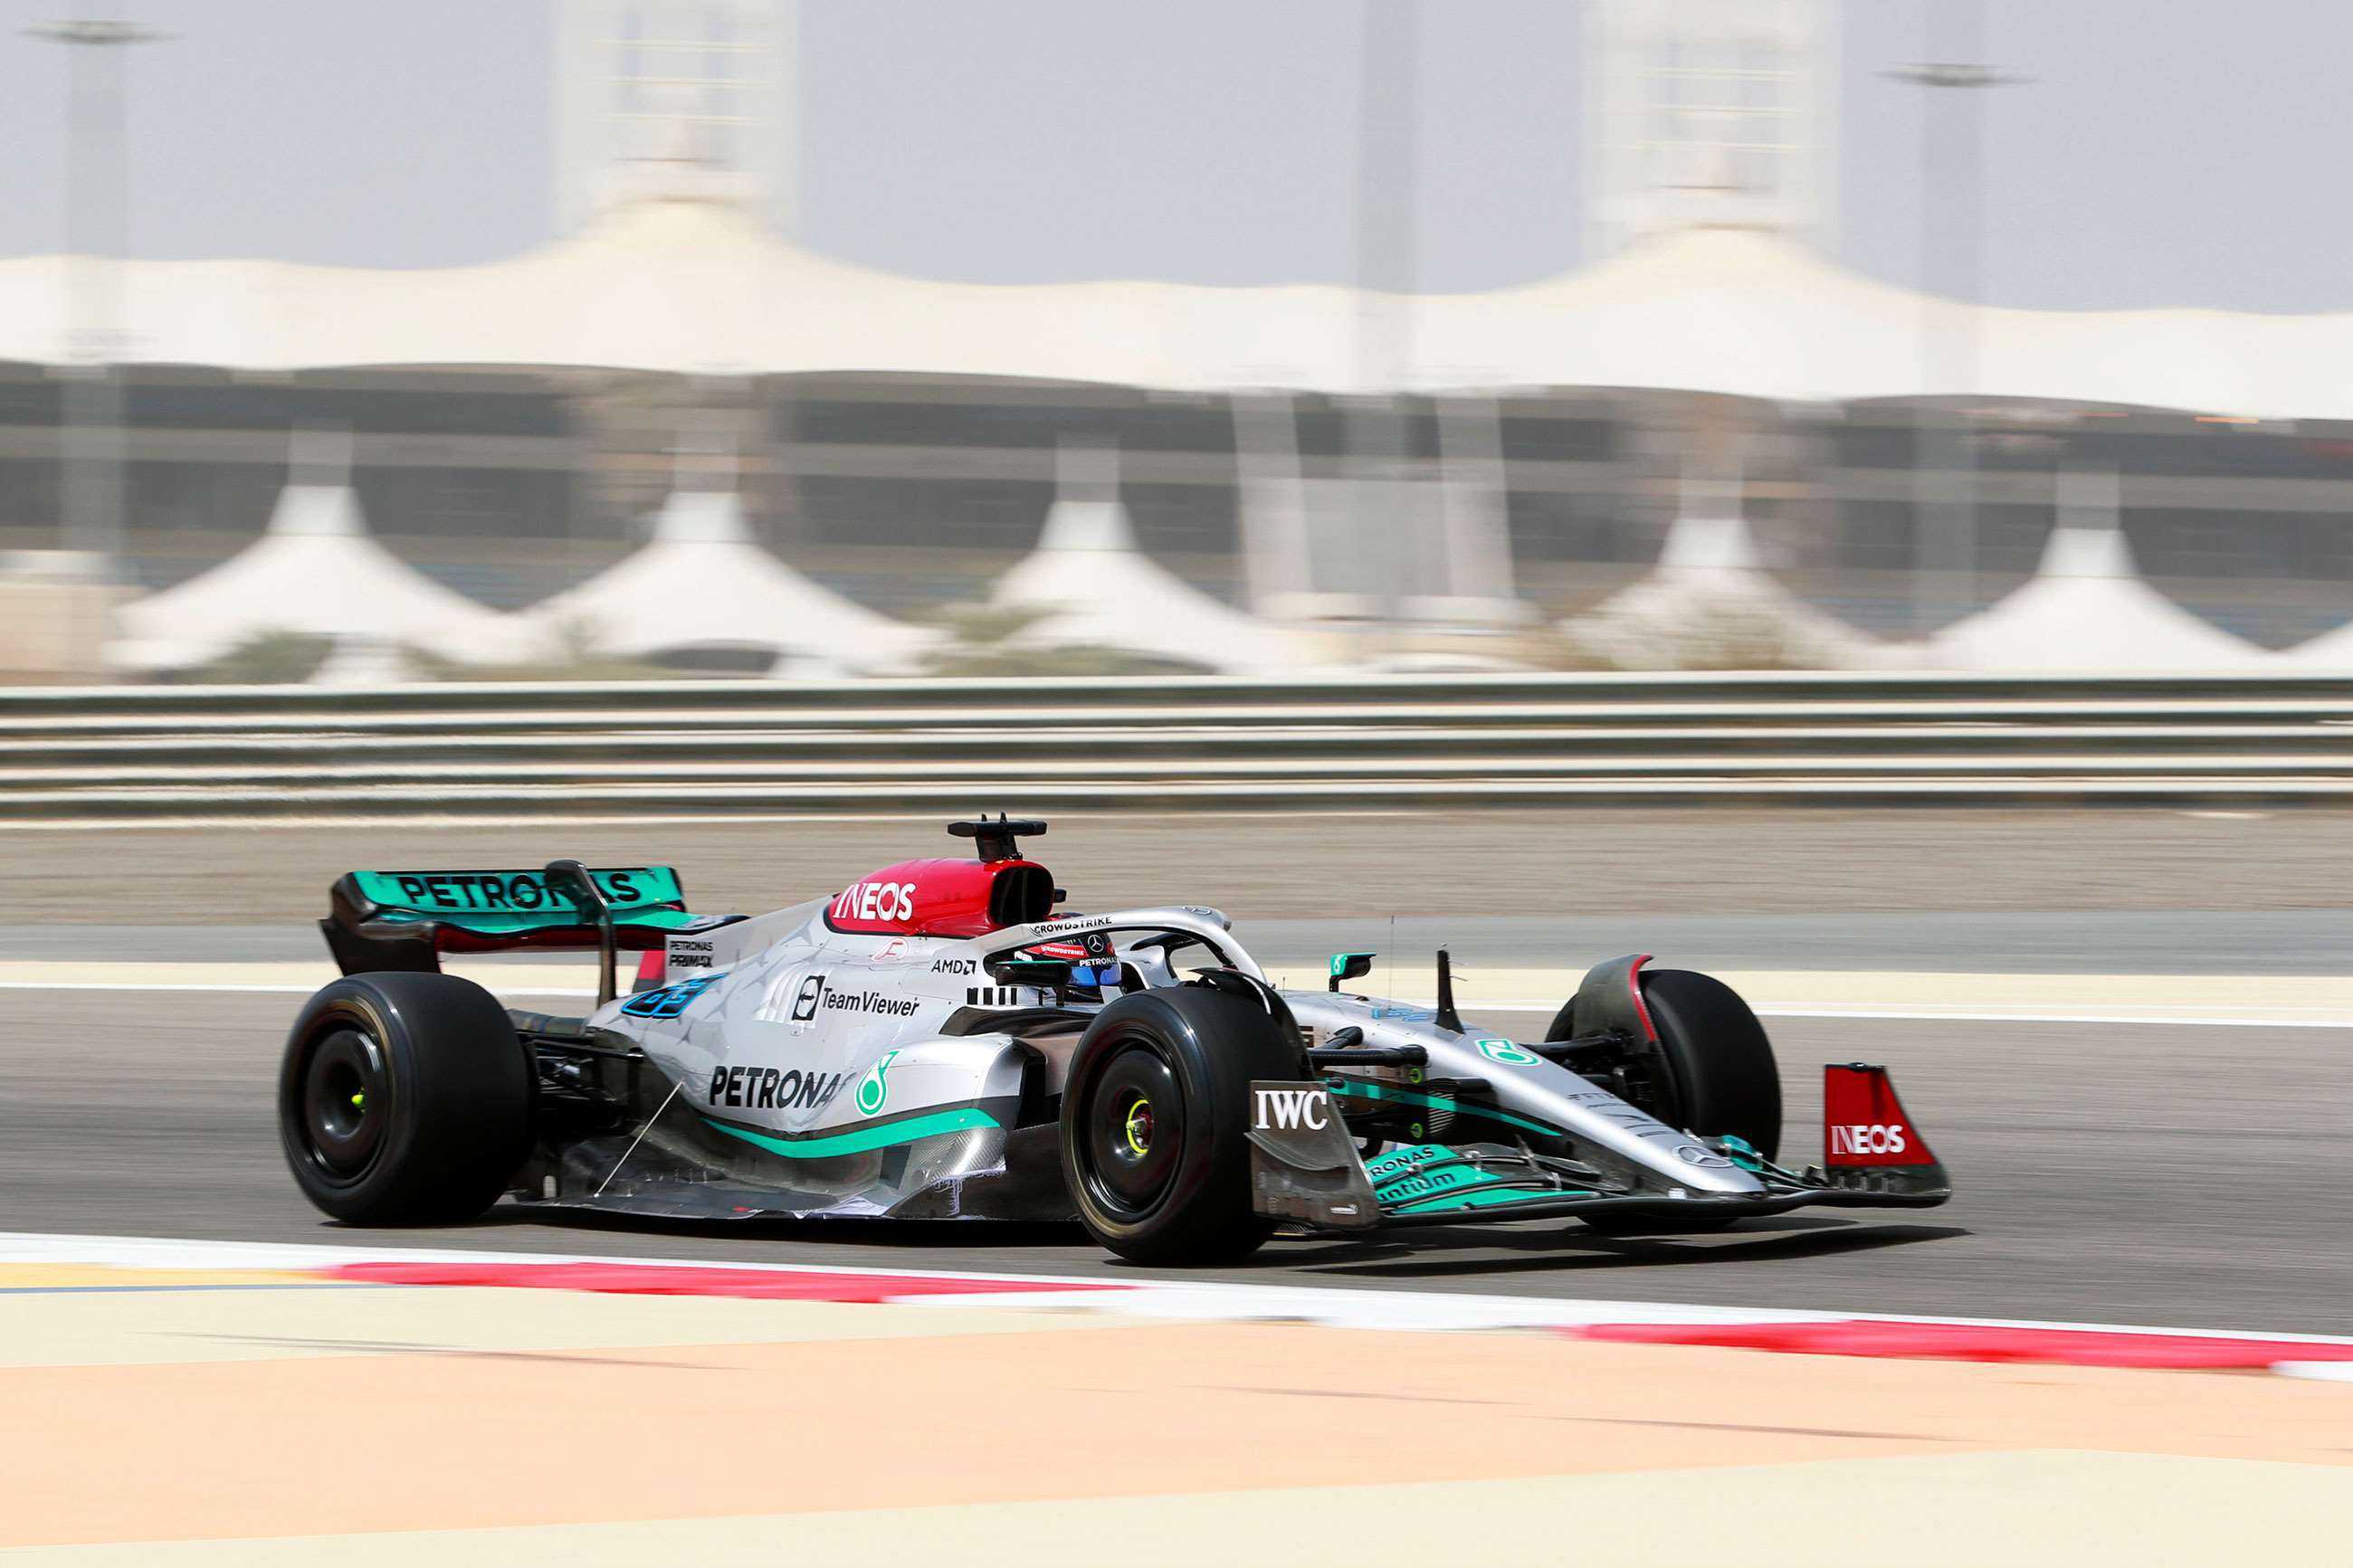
5;672;2353;816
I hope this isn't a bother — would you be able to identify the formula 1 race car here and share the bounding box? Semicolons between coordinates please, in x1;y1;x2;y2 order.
280;817;1951;1263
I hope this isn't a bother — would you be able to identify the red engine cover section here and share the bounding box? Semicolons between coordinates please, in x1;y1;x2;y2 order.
826;858;1050;937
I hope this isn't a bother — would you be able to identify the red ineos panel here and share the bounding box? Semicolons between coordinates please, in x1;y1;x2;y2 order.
1823;1063;1938;1168
825;857;1053;937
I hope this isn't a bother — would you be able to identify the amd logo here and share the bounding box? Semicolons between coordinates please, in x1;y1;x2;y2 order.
1252;1087;1332;1132
1830;1122;1910;1155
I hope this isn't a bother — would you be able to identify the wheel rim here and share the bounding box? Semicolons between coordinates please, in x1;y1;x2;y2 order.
1077;1039;1184;1221
297;1024;389;1185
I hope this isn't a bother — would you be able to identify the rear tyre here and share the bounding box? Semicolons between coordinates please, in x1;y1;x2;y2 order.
279;972;532;1225
1060;984;1307;1265
1548;967;1781;1235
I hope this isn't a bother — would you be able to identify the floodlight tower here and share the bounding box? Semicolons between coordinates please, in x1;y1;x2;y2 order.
552;0;793;233
25;14;163;589
1886;0;2024;634
1585;0;1836;260
1581;0;1834;637
551;1;795;537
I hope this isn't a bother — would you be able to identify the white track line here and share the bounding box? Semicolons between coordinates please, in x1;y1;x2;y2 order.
6;1231;2352;1354
1485;1003;2353;1029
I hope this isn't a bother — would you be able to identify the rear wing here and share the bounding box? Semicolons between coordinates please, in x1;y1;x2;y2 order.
321;864;742;978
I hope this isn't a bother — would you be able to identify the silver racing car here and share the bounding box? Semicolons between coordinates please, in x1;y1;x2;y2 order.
280;817;1950;1263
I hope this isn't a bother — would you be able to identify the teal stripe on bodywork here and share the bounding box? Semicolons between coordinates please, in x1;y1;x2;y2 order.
1373;1151;1597;1214
1324;1079;1564;1139
703;1107;1000;1161
1389;1184;1583;1214
1379;1168;1519;1209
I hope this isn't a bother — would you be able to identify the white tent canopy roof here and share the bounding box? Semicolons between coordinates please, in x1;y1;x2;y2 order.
991;468;1303;673
4;199;2350;414
109;478;531;670
521;488;937;676
1563;511;1904;670
1928;525;2270;672
2280;613;2353;668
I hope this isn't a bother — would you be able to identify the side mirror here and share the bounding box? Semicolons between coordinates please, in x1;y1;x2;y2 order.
1328;952;1376;992
989;957;1072;990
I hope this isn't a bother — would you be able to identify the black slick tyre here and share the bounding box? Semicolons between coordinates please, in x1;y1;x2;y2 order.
1059;984;1307;1265
1545;968;1780;1158
1548;967;1781;1235
279;972;533;1225
1637;968;1782;1160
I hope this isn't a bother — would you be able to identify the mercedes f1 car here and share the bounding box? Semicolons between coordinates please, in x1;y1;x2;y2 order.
280;817;1950;1263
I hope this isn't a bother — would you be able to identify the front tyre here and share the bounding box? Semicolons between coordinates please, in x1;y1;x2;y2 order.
1060;984;1307;1265
1548;967;1781;1236
1545;968;1781;1159
1638;968;1781;1160
279;972;532;1225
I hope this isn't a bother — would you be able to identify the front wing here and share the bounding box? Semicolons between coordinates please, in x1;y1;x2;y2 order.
1246;1066;1952;1233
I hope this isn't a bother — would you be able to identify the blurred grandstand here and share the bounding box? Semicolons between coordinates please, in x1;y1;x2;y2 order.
0;0;2348;681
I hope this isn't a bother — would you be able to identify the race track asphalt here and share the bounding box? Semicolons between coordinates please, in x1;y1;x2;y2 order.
7;985;2346;1336
5;807;2347;1335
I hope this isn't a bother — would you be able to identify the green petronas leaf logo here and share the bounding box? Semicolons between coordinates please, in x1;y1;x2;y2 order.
855;1050;900;1117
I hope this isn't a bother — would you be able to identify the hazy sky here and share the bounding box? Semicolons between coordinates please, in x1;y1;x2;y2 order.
0;0;2343;312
